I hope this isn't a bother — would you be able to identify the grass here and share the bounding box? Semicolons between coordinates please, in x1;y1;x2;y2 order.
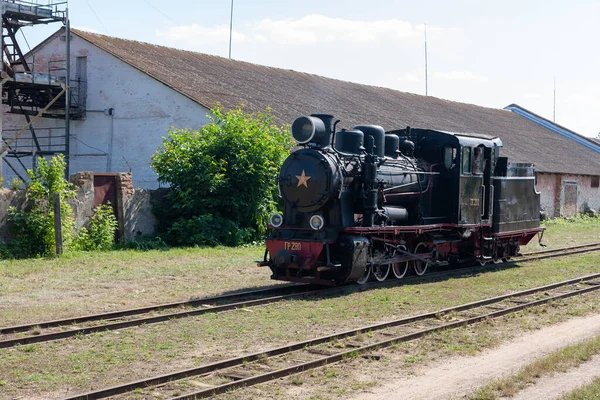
0;218;598;399
521;214;600;252
467;334;600;399
0;245;278;326
560;376;600;399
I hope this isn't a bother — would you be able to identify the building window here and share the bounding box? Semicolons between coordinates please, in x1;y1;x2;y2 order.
76;56;87;108
592;176;599;188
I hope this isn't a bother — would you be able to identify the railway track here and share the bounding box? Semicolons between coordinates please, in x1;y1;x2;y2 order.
520;242;600;260
2;242;599;349
61;272;600;400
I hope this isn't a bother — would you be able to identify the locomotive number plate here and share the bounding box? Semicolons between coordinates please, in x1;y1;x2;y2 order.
285;241;302;251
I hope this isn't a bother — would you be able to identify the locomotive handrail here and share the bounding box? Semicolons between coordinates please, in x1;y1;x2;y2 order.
384;163;439;198
382;181;420;192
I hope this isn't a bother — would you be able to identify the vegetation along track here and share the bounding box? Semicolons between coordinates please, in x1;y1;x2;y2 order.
1;242;599;350
60;272;600;399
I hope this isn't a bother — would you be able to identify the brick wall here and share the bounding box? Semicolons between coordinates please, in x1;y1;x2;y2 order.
0;172;156;243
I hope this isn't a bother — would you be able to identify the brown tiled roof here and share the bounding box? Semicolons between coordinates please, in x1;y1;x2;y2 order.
71;29;600;176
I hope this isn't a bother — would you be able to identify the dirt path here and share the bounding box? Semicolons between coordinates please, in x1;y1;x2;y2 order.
510;352;600;400
353;312;600;400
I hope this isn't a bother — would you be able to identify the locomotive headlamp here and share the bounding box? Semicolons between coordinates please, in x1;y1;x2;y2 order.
291;116;326;144
309;215;325;230
270;213;284;228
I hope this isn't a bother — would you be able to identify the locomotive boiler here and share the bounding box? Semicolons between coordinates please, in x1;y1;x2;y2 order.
259;114;544;285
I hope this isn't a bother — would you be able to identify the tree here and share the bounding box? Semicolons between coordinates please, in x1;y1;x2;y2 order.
151;106;293;246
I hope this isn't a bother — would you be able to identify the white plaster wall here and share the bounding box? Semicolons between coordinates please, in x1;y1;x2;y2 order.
535;173;557;217
3;32;210;189
559;174;600;215
535;172;600;217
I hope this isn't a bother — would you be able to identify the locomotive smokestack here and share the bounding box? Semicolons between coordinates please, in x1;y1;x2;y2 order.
311;114;334;146
311;114;334;134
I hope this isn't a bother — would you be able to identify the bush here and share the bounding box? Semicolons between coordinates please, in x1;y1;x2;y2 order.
544;213;600;226
151;106;293;246
118;235;170;251
74;203;118;251
7;155;76;258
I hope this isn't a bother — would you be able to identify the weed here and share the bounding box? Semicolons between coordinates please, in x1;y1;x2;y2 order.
323;368;337;379
17;344;38;353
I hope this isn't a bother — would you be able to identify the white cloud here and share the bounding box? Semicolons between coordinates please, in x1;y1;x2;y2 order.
157;24;246;45
156;15;431;47
523;93;541;99
398;73;420;82
433;71;489;83
250;15;422;44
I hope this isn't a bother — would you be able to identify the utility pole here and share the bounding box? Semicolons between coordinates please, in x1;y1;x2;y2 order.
424;23;428;96
553;76;556;122
228;0;234;59
65;10;71;178
54;193;63;255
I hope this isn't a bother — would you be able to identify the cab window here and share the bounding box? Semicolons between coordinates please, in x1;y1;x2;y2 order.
462;147;471;174
443;145;457;169
473;146;484;175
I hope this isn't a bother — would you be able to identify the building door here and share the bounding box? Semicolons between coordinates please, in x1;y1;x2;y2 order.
562;181;578;217
93;173;119;240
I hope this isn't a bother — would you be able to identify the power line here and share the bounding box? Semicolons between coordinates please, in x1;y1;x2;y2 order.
20;30;31;51
83;0;110;35
141;0;177;25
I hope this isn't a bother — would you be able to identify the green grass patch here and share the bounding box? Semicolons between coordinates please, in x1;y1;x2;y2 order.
559;376;600;399
467;334;600;399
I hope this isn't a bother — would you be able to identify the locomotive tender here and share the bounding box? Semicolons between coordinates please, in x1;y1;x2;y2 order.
259;114;544;285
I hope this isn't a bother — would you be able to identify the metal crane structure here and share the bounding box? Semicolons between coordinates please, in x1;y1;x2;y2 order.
1;0;83;182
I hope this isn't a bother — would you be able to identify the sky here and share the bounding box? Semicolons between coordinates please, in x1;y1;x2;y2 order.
18;0;600;138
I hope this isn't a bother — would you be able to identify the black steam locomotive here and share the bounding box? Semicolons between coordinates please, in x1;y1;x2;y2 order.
258;114;544;285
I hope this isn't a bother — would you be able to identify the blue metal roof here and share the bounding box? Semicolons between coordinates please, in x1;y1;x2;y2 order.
504;104;600;155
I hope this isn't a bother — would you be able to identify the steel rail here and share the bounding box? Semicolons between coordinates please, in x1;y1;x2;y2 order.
0;286;331;349
60;272;600;400
518;244;600;263
3;243;599;349
3;243;596;336
0;284;307;335
175;279;600;400
521;242;600;256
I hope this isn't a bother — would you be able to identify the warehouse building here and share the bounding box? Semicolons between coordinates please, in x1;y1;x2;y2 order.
2;28;599;217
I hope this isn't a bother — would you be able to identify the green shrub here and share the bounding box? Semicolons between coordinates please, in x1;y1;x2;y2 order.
74;203;118;251
545;213;600;226
7;155;75;258
166;214;255;247
151;106;293;246
118;235;170;251
9;177;21;190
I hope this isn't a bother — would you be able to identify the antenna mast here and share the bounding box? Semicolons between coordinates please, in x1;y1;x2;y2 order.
228;0;234;59
424;23;428;96
553;76;556;122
